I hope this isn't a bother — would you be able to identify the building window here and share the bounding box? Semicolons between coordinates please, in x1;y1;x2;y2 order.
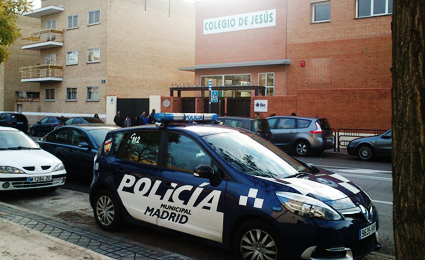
312;1;330;23
87;48;100;63
88;10;101;25
45;19;57;41
15;91;40;102
45;53;56;65
87;86;99;101
66;51;78;65
357;0;393;18
66;88;77;101
259;73;275;96
201;74;252;98
46;89;55;101
67;15;79;29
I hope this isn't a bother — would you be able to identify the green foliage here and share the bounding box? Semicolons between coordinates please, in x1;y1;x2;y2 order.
0;0;32;64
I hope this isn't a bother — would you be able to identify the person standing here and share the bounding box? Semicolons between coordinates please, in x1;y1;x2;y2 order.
114;111;123;127
139;111;147;125
124;116;131;127
148;109;156;124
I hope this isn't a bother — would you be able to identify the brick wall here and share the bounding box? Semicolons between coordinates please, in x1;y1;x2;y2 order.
296;88;391;130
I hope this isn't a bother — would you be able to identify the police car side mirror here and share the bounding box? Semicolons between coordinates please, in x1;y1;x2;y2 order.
194;165;220;186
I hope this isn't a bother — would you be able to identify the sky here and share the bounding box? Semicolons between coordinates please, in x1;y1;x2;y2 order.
31;0;41;9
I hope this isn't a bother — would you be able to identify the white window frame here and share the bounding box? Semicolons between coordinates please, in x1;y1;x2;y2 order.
46;89;55;101
66;51;78;65
312;1;331;23
258;72;275;96
87;48;100;63
45;53;56;65
88;10;101;25
67;15;79;29
356;0;393;18
87;86;99;101
45;19;57;41
66;88;78;101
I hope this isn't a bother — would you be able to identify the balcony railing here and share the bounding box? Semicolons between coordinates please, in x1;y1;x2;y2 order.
20;64;63;82
21;29;64;50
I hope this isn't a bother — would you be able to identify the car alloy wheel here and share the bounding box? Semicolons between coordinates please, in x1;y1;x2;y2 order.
234;221;283;260
358;145;374;161
295;141;310;156
94;190;122;231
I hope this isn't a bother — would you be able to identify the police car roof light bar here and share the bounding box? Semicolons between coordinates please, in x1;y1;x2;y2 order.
154;113;218;125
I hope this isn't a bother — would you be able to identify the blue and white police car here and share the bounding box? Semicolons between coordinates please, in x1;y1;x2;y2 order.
89;113;380;260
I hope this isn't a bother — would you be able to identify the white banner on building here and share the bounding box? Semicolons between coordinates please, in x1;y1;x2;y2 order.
203;9;276;35
254;100;268;112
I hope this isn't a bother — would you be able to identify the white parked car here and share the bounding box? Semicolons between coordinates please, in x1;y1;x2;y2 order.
0;126;66;191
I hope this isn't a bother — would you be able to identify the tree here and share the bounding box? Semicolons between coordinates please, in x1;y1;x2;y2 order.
0;0;31;64
391;0;425;259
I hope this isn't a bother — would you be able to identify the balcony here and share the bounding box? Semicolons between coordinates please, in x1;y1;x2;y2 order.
20;65;63;82
23;5;64;18
22;29;64;50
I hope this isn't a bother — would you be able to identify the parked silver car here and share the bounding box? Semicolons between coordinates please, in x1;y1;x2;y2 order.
267;116;334;156
347;129;392;160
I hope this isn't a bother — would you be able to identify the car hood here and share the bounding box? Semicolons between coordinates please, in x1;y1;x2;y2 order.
350;135;379;144
0;149;62;173
256;169;371;211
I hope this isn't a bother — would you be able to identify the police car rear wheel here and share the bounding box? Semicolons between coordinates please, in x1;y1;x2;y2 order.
94;190;122;231
234;221;284;260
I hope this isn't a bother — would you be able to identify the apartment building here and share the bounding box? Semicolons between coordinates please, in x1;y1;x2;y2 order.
0;15;40;114
172;0;392;130
16;0;195;124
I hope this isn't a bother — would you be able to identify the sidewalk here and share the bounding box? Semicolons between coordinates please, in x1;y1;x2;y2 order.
0;219;112;260
0;201;394;260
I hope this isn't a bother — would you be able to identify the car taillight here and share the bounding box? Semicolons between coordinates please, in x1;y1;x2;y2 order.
310;122;323;134
57;122;62;126
7;122;12;125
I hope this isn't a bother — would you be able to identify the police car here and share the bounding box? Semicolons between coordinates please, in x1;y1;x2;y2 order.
89;113;380;260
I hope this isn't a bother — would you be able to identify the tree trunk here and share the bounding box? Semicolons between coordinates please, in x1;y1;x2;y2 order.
392;0;425;259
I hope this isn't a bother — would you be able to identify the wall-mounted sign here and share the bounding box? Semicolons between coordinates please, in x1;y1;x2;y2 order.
163;99;171;108
254;100;268;112
203;9;276;35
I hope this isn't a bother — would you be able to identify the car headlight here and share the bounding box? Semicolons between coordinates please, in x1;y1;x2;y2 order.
276;192;342;221
52;163;65;172
0;166;25;174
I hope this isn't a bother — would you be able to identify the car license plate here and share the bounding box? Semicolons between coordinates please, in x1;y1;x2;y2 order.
327;138;333;143
359;222;376;240
28;176;52;183
17;122;23;124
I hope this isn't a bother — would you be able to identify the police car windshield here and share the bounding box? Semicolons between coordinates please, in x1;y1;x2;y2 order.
204;132;310;179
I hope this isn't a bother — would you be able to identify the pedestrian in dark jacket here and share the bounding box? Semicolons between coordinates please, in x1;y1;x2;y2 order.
148;109;156;124
139;111;147;125
114;111;123;127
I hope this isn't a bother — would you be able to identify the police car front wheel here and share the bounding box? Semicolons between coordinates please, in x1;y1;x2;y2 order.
94;189;123;231
234;220;285;260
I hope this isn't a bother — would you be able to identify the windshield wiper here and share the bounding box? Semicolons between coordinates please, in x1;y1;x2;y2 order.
7;146;38;150
286;171;311;178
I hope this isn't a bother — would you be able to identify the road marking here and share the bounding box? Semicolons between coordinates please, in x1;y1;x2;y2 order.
313;165;393;181
315;164;392;174
336;173;392;182
372;200;393;205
